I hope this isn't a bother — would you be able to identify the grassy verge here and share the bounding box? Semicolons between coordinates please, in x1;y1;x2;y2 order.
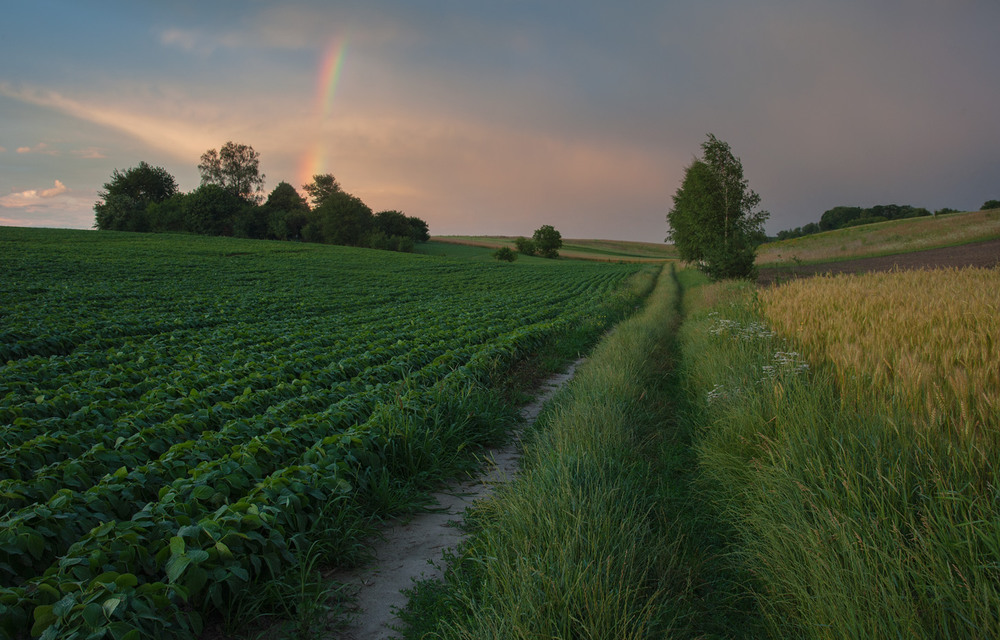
396;266;763;638
680;278;1000;637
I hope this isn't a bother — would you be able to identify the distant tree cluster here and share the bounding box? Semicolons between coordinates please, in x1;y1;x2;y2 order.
514;225;563;258
93;142;429;253
776;204;934;240
983;199;1000;211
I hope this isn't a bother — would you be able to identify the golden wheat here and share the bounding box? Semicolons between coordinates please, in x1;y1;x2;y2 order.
760;267;1000;438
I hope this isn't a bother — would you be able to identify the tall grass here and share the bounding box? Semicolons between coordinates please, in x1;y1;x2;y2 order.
412;265;680;638
681;276;1000;638
398;266;765;639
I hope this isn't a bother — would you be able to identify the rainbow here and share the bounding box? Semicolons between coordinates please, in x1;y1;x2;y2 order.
298;38;348;190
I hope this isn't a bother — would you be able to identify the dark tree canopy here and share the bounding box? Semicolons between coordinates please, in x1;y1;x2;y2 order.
94;161;178;231
532;225;563;258
666;134;768;280
305;190;374;246
263;182;310;241
302;174;342;209
198;141;266;204
983;199;1000;210
183;184;247;236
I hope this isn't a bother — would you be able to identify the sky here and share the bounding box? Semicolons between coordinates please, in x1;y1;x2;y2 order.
2;1;999;241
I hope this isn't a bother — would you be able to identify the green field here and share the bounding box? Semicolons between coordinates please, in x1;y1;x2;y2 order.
0;228;648;638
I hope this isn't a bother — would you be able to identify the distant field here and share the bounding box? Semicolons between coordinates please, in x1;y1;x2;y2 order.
431;236;677;262
757;208;1000;266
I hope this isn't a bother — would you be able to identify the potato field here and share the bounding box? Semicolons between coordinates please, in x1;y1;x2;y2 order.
0;228;643;638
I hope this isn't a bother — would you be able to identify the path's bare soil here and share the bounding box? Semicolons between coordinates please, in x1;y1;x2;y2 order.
757;238;1000;285
329;360;584;640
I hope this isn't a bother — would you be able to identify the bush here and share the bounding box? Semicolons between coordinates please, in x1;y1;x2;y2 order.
493;246;517;262
514;237;536;255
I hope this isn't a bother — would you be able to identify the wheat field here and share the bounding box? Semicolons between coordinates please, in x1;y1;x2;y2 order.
760;267;1000;439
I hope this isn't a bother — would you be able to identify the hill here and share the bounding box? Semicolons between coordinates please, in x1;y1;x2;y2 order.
757;208;1000;266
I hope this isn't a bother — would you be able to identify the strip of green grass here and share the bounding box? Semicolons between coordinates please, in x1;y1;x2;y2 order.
396;266;764;638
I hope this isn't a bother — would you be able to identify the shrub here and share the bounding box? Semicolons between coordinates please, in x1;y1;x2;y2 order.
514;237;536;255
493;247;517;262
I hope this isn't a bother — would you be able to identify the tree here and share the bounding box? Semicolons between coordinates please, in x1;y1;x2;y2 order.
407;216;430;243
302;174;342;209
532;224;563;258
373;210;412;238
183;184;246;236
263;182;310;240
145;193;186;232
307;190;373;246
982;200;1000;211
94;161;178;231
198;141;266;204
666;134;768;280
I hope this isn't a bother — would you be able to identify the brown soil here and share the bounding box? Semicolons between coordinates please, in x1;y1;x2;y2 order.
757;238;1000;286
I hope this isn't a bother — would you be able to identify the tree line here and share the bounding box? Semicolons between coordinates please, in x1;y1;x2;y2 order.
93;141;429;252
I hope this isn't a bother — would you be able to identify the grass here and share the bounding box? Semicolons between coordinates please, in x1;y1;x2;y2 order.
757;208;1000;265
680;276;1000;638
431;235;678;262
395;266;765;639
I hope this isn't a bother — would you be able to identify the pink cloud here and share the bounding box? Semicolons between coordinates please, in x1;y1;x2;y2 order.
71;147;107;159
0;180;69;208
14;142;58;155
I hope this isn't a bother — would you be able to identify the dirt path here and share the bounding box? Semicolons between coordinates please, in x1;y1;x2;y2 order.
329;359;584;640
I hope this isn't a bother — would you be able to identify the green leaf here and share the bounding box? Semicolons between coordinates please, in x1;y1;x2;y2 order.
25;533;45;560
51;594;75;617
169;536;184;556
229;566;249;582
191;484;213;500
30;604;56;637
187;549;210;563
115;573;139;589
82;602;104;627
165;555;192;583
103;596;123;617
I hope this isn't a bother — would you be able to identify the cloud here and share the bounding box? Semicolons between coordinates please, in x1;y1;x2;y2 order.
0;82;224;164
0;180;69;208
71;147;107;159
14;142;57;155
